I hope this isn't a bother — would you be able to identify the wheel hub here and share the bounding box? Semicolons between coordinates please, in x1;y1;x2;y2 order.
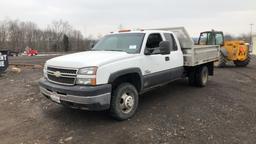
120;93;134;113
124;95;134;108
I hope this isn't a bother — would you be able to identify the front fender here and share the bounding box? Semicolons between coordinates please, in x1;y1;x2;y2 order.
108;68;143;92
108;68;143;83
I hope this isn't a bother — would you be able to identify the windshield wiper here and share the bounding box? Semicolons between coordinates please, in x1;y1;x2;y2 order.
107;50;124;52
90;49;127;53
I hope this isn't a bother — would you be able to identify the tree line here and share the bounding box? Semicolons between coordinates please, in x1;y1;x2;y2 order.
0;19;252;53
224;34;252;43
0;19;93;52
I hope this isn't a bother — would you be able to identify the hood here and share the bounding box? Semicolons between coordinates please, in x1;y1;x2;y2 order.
46;51;135;68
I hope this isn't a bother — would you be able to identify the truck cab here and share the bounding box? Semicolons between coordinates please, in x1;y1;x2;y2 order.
39;27;219;120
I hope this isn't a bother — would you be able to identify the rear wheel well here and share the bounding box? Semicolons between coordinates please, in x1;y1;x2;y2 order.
111;73;142;93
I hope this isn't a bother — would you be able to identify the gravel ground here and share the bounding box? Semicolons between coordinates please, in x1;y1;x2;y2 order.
0;55;256;144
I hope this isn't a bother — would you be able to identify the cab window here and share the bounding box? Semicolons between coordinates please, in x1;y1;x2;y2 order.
164;33;178;51
199;33;208;45
215;33;224;45
145;33;163;54
207;33;215;45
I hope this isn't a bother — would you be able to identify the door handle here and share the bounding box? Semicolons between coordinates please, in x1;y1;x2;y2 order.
165;56;170;61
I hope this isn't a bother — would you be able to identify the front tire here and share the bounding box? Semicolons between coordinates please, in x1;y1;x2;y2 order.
234;54;250;67
109;83;139;121
214;53;226;67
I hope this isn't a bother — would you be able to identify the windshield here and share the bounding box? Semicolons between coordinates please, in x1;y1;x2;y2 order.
92;33;145;54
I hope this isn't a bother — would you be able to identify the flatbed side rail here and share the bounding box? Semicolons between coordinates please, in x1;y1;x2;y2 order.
183;45;220;66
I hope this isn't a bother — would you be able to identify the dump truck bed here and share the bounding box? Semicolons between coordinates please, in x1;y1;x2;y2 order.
148;27;220;66
182;45;219;66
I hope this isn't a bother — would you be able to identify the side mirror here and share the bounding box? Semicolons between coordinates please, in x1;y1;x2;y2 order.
144;48;152;55
90;41;96;49
159;41;171;55
90;43;95;49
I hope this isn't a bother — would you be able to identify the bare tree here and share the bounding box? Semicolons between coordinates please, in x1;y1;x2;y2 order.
224;34;234;41
0;18;93;52
0;20;8;49
47;20;72;51
237;33;250;42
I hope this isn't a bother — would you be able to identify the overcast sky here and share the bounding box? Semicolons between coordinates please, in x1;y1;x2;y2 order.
0;0;255;37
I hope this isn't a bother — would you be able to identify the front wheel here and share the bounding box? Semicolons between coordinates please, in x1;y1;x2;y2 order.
214;53;226;67
234;54;250;67
109;83;139;121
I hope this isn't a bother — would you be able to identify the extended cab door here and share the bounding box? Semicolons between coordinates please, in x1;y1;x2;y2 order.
163;32;184;70
141;32;184;89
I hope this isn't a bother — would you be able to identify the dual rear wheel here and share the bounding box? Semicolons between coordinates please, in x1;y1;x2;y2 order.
188;66;209;87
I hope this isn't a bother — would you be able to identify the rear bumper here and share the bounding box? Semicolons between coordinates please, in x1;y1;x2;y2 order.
39;78;112;111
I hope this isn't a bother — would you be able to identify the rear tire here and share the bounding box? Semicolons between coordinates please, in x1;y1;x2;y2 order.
234;54;250;67
109;83;139;121
195;66;209;87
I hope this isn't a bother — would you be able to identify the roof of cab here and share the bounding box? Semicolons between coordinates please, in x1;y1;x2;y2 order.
110;29;173;34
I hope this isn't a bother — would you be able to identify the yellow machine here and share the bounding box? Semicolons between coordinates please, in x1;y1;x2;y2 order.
198;30;250;67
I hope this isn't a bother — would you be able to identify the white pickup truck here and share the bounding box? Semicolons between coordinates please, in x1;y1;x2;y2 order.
39;27;219;120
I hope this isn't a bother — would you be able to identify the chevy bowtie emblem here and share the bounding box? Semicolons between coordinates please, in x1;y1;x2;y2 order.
53;71;61;77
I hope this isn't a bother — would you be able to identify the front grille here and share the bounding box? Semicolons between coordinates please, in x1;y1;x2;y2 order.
47;75;75;85
47;67;77;74
47;66;77;85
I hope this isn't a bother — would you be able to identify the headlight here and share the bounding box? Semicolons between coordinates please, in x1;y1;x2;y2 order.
76;67;97;85
78;67;97;75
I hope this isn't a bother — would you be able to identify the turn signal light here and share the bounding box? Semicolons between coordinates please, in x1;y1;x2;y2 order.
119;29;131;33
